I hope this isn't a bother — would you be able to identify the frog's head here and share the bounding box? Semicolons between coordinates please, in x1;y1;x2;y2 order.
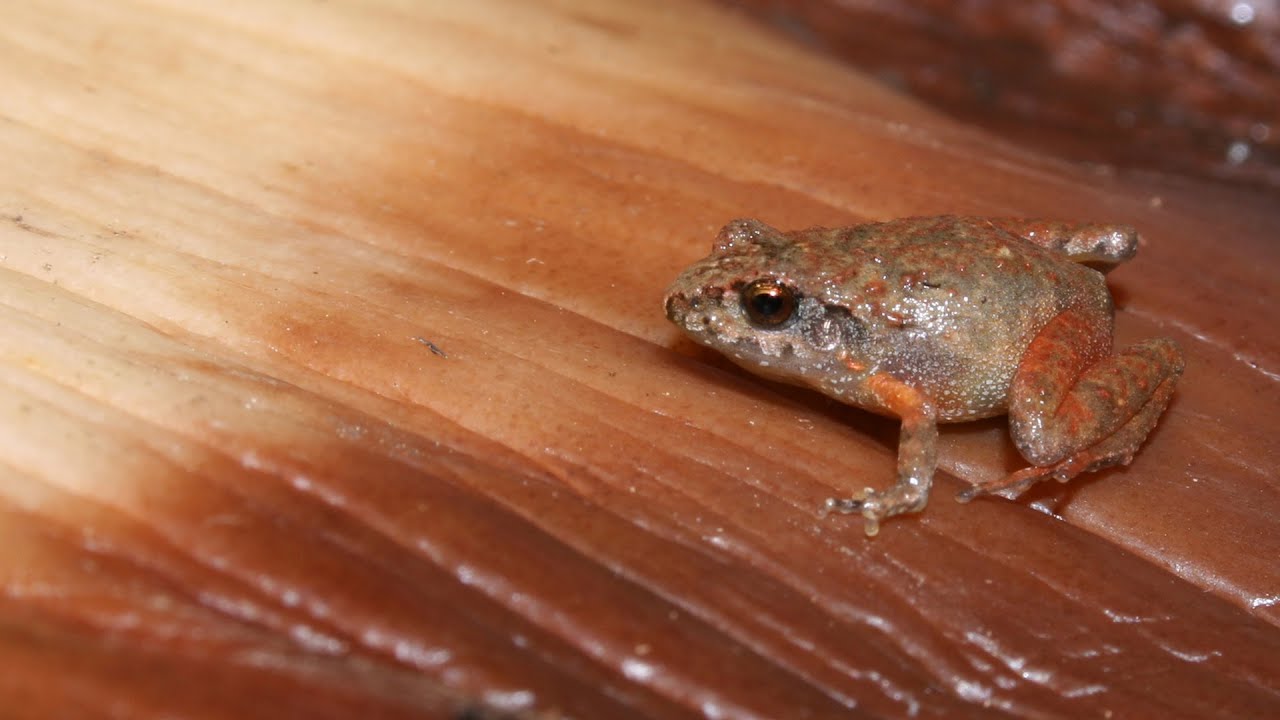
664;219;873;391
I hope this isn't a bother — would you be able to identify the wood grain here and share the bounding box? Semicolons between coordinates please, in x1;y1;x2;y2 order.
1;0;1278;717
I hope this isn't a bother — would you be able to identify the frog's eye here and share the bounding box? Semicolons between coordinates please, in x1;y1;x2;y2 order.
741;279;797;328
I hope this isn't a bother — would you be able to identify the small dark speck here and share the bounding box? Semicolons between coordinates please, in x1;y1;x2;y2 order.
42;263;53;272
413;336;449;358
453;705;516;720
921;281;941;289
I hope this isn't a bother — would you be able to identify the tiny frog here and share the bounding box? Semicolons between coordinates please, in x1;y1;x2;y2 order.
664;216;1184;535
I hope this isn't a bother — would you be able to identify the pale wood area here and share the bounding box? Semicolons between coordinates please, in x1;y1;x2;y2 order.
1;1;1278;717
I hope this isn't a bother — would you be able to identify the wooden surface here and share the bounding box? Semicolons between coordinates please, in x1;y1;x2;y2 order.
722;0;1280;189
1;1;1278;718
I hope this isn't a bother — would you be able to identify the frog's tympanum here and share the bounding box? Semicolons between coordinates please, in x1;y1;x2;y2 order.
664;217;1184;535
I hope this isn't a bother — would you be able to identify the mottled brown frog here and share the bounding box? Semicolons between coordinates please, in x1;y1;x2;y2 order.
664;216;1184;535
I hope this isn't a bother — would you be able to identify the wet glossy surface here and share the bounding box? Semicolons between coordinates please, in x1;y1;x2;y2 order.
0;0;1278;717
724;0;1280;190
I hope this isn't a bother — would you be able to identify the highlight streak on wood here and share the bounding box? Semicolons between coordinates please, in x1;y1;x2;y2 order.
1;0;1277;717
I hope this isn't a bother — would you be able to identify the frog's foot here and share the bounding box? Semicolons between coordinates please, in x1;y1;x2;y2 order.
956;445;1141;503
822;486;927;537
956;466;1057;503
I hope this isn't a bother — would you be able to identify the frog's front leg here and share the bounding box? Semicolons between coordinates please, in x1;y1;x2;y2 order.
824;374;938;536
959;308;1184;502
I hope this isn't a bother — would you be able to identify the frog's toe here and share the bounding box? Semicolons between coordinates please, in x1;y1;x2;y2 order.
990;483;1037;500
957;466;1053;503
820;496;862;516
820;486;877;516
955;483;1022;503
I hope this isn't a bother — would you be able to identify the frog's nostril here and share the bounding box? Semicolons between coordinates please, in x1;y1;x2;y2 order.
664;293;688;319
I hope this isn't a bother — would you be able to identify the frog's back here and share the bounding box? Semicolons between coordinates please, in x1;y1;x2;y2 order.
797;217;1115;421
838;216;1137;272
809;217;1111;307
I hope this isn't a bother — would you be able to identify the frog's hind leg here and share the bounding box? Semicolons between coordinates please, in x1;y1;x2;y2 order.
984;218;1138;273
957;372;1179;501
957;310;1184;503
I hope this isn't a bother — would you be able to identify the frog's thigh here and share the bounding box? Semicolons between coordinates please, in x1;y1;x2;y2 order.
1009;309;1181;466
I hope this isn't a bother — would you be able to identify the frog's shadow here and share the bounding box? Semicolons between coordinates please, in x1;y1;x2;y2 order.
671;337;1115;512
1108;281;1133;309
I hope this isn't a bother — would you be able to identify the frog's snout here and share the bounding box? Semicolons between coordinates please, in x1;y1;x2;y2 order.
663;291;688;322
664;287;723;334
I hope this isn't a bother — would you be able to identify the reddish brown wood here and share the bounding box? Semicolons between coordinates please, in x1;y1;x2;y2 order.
0;1;1276;717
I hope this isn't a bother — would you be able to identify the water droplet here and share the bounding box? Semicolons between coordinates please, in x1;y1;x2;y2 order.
1229;2;1256;25
1226;140;1251;165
